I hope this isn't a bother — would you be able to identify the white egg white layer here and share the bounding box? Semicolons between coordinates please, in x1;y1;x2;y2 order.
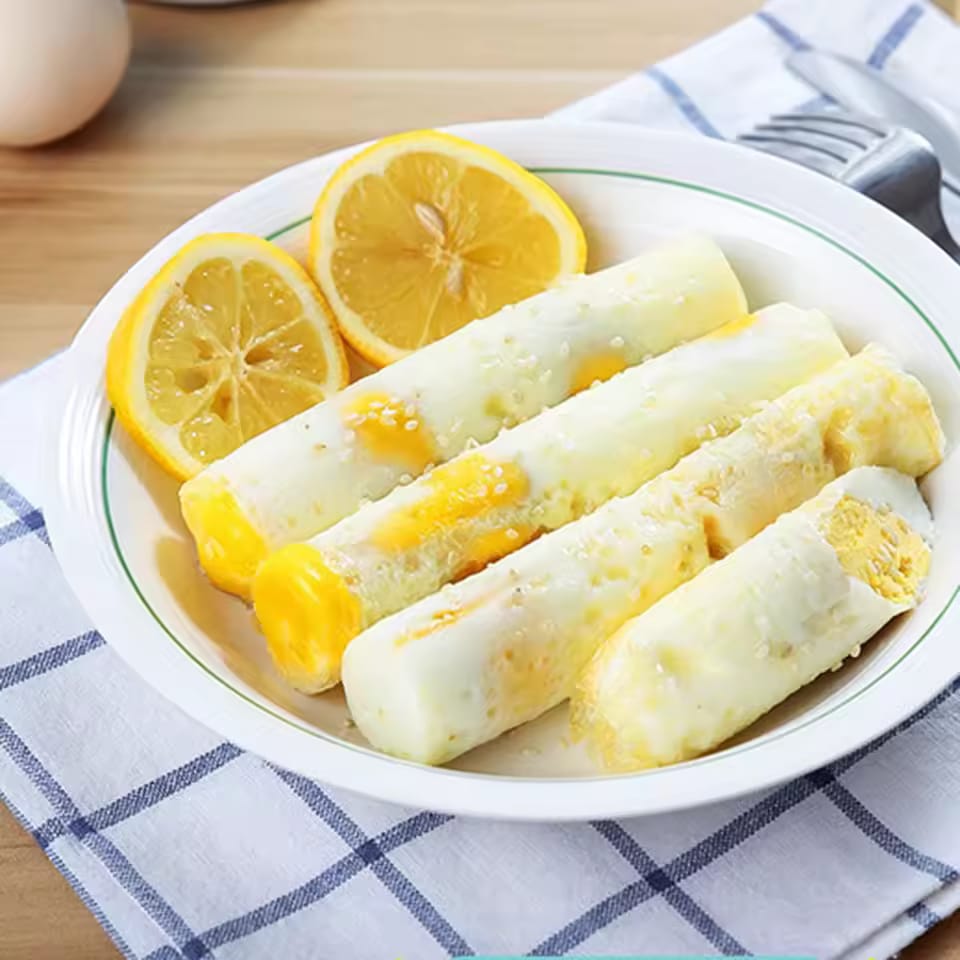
575;467;932;771
182;235;745;550
342;349;942;766
313;304;846;628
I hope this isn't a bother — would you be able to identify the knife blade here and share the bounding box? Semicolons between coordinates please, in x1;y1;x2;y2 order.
787;49;960;196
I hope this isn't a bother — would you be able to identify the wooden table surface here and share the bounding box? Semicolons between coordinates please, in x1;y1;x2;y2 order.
2;1;960;957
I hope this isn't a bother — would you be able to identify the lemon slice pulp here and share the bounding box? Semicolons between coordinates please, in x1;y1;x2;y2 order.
310;130;587;366
107;233;348;480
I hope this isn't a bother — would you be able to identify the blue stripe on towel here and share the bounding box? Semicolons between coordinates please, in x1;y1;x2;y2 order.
0;718;205;956
274;767;473;956
173;804;457;958
593;820;746;954
909;902;942;930
534;676;960;955
647;66;722;138
755;10;811;50
0;631;104;692
869;4;925;69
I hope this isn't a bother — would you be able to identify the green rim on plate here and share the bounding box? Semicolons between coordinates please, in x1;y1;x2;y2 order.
100;167;960;781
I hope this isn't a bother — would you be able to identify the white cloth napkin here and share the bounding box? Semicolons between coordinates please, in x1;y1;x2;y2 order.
4;1;960;958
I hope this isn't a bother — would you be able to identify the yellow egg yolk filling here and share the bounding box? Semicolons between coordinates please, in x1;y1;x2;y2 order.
372;453;530;553
252;543;362;693
179;477;268;598
820;495;930;605
705;312;757;340
570;352;627;394
342;391;436;473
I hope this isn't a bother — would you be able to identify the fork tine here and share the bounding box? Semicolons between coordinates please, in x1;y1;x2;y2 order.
750;124;865;161
755;120;871;151
773;111;889;138
737;133;848;176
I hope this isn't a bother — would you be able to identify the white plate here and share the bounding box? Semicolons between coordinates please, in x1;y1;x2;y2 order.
47;119;960;821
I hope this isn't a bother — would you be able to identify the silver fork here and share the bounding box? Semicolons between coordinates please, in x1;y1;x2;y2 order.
738;111;960;263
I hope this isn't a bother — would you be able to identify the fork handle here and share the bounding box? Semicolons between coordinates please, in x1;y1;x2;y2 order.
855;175;960;264
930;223;960;264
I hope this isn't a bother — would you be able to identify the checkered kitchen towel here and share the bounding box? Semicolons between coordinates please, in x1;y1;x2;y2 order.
4;1;960;958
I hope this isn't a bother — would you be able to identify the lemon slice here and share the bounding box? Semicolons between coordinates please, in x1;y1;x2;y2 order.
309;129;587;366
106;233;349;481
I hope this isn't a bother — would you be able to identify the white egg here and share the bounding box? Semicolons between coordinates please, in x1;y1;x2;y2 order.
0;0;130;147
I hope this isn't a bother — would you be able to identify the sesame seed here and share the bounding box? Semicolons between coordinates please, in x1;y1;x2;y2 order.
404;420;419;431
505;528;519;540
493;465;503;477
398;473;413;484
609;335;625;349
404;404;416;417
381;417;396;428
494;483;508;495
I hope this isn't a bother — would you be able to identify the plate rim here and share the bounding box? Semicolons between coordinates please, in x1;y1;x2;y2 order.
48;118;960;820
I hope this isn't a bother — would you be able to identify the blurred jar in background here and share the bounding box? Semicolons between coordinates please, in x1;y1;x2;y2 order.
0;0;130;147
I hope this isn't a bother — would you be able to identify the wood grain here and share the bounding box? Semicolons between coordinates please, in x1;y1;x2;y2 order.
0;804;118;959
0;0;761;378
1;1;959;957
